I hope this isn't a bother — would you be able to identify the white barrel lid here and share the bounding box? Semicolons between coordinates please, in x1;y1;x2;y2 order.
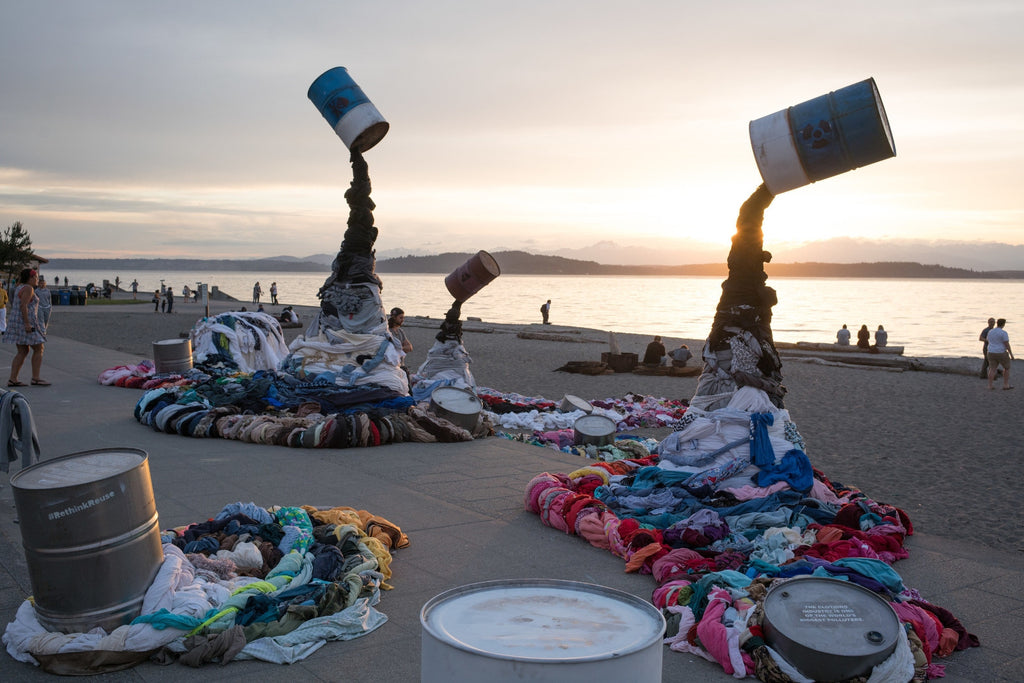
421;579;664;662
12;449;147;490
574;414;615;436
561;394;593;413
430;386;481;415
153;338;189;346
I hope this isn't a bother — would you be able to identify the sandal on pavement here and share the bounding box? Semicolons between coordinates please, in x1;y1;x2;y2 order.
30;379;51;386
7;380;26;387
1004;386;1015;391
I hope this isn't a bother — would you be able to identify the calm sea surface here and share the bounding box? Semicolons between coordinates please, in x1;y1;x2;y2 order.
45;269;1022;359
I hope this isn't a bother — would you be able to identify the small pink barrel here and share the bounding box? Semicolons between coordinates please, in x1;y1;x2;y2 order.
444;251;500;302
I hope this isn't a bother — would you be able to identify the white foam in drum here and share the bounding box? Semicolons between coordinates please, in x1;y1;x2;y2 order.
421;579;664;682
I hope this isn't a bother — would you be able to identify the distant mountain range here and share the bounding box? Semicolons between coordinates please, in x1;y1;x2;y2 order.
44;250;1024;279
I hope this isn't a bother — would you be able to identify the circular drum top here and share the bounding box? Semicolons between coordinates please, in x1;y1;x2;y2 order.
475;250;500;276
574;414;615;436
421;579;664;663
153;339;189;346
763;577;900;659
11;449;147;490
430;386;481;416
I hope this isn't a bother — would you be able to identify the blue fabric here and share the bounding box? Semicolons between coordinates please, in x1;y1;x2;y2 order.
749;412;775;466
755;449;814;492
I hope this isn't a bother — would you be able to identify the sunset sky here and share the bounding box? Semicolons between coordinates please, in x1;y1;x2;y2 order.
2;1;1023;263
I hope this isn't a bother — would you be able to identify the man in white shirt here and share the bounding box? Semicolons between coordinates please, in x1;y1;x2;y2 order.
836;324;851;345
986;318;1013;390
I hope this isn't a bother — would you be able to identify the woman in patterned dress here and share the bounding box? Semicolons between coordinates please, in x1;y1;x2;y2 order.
4;268;49;386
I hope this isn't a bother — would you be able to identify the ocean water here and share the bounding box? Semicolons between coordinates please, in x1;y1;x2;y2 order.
45;269;1022;359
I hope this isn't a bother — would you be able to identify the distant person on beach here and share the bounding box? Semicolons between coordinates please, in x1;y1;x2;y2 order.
5;268;49;387
836;324;851;345
252;281;263;304
979;317;996;379
670;344;692;367
257;303;265;313
388;307;413;353
986;318;1013;390
857;324;871;349
643;335;667;365
63;276;68;287
165;287;174;313
152;290;160;312
131;279;139;299
114;276;120;291
270;282;278;306
35;277;52;333
182;284;191;302
279;306;299;324
540;299;551;324
874;325;888;348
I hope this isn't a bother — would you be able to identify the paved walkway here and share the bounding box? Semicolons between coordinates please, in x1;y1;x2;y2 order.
0;335;1020;681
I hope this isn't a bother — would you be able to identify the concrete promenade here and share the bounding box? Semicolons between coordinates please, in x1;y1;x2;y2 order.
0;330;1020;681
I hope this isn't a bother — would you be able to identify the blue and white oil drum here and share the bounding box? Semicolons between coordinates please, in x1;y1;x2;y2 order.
749;78;896;194
308;67;389;152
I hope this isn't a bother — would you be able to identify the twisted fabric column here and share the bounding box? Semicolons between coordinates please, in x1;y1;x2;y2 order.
691;184;787;410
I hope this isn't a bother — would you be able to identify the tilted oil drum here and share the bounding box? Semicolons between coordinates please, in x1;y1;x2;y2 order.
10;448;163;633
308;66;390;152
429;386;482;431
152;338;193;374
444;250;501;303
762;576;901;680
421;579;665;683
573;414;616;446
749;77;896;194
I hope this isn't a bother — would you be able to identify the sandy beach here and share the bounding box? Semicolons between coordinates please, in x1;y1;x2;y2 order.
40;294;1024;554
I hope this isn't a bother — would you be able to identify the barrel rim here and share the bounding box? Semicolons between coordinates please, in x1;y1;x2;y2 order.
10;448;149;491
420;578;665;663
474;250;501;276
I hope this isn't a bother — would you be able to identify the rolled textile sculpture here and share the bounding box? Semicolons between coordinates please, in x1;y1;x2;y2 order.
284;150;408;395
417;252;500;388
416;301;476;388
690;184;785;412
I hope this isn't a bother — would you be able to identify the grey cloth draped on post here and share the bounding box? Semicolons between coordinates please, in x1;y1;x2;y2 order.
0;390;40;473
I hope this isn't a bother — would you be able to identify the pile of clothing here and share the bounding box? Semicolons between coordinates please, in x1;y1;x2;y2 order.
523;386;978;680
479;388;687;432
4;502;409;674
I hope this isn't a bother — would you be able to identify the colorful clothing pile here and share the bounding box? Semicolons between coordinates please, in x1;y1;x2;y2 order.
4;502;409;674
479;388;687;432
523;386;978;680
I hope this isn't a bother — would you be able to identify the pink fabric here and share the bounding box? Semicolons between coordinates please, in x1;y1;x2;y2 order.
651;548;704;584
576;510;613;550
723;481;789;501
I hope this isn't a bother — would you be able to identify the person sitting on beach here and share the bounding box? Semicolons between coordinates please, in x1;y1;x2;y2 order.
857;324;871;349
642;335;666;365
874;325;888;348
836;324;851;345
388;307;413;353
670;344;692;367
279;306;299;324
